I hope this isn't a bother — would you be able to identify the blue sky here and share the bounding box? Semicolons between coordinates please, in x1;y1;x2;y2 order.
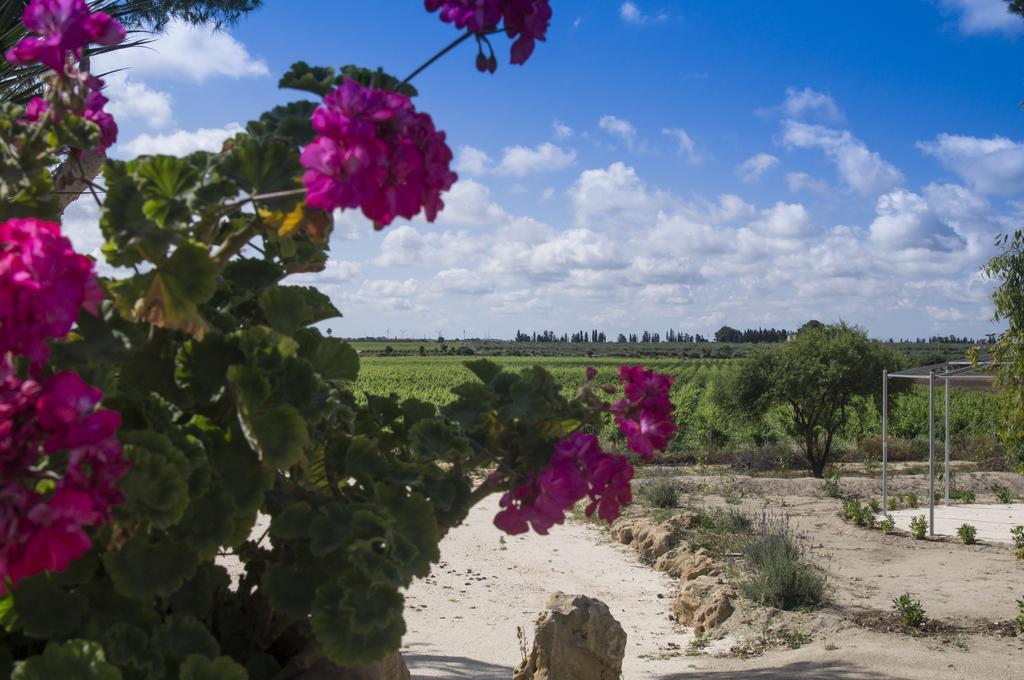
66;0;1024;339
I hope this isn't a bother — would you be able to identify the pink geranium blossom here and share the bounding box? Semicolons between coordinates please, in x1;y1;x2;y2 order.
424;0;552;66
301;79;456;228
494;432;635;535
611;365;677;460
6;0;125;72
0;218;102;366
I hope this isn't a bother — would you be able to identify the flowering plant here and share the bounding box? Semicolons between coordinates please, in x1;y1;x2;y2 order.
0;0;676;676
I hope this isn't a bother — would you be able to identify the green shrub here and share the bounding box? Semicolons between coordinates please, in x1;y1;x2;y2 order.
880;514;896;534
910;515;928;539
699;507;752;534
957;523;977;545
994;485;1014;504
958;489;976;504
1015;598;1024;635
867;499;881;514
738;514;825;610
1011;526;1024;559
841;498;862;522
822;469;842;499
892;593;926;627
640;479;679;509
907;493;919;508
887;497;898;511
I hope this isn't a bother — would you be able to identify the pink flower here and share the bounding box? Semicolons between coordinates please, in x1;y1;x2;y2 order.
302;79;456;229
0;218;101;366
611;365;678;460
20;97;49;124
6;0;125;72
83;84;117;151
493;432;636;535
425;0;552;66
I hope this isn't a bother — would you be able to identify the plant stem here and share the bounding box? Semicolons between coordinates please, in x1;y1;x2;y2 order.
212;218;260;267
401;30;475;85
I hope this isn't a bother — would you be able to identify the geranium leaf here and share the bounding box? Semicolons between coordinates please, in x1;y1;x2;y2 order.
258;286;341;335
11;640;121;680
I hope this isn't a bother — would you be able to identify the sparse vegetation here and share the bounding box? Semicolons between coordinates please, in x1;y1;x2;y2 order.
822;468;842;498
892;593;926;627
957;523;977;545
880;514;896;534
1011;526;1024;560
993;485;1014;504
910;515;928;539
738;514;825;610
640;478;679;509
958;489;976;504
887;496;898;512
1014;598;1024;636
867;499;880;514
907;493;919;509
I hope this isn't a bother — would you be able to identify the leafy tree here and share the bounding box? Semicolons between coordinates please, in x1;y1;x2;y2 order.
715;325;742;343
727;323;903;477
981;230;1024;469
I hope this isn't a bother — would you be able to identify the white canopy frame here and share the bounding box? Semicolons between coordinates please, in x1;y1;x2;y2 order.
881;361;998;537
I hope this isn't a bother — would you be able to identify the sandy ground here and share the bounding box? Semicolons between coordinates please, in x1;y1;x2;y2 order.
402;471;1024;680
888;503;1024;542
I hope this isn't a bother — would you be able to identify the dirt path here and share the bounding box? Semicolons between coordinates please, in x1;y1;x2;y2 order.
401;495;701;679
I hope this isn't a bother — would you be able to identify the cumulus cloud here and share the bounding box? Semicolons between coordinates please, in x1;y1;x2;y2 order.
749;202;816;238
118;123;243;156
599;115;638;149
552;120;574;140
619;1;668;24
94;20;269;82
568;162;667;227
494;143;576;176
435;180;508;226
786;171;829;194
917;133;1024;196
736;153;779;183
662;128;702;164
765;86;843;121
938;0;1022;34
781;120;904;195
102;73;171;128
868;189;967;251
454;145;493;175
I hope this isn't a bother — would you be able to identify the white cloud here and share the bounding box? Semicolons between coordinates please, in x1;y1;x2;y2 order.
552;120;574;140
454;145;493;175
869;189;967;251
568;162;667;226
917;133;1024;196
435;268;495;295
375;225;482;268
938;0;1022;34
749;202;815;238
736;153;779;183
786;171;829;194
494;143;576;176
102;73;171;128
118;123;243;156
781;120;904;195
662;128;702;164
435;180;508;226
94;19;269;82
619;1;669;24
599;115;637;149
767;86;843;121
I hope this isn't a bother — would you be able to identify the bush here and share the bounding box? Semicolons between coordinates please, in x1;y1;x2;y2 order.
822;468;842;499
887;497;898;511
640;479;679;509
957;523;977;545
1015;598;1024;635
994;485;1014;504
892;593;926;627
910;515;928;539
868;499;881;514
907;493;919;508
738;514;825;610
880;514;896;534
1011;526;1024;559
841;498;862;522
957;489;976;504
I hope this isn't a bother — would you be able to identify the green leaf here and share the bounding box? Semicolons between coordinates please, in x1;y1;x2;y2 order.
206;425;274;515
102;533;198;601
99;161;172;267
169;564;230;622
309;503;353;557
463;359;503;385
278;61;339;96
117;431;191;529
261;565;318;619
11;574;87;639
248;101;318;146
377;487;441;579
12;640;121;680
338;65;417;97
310;578;405;667
301;333;360;382
228;365;310;467
177;487;243;559
100;624;163;680
219;136;301;196
136;155;199;228
408;418;471;463
269;501;314;541
175;334;244;405
258;286;341;335
152;615;219;662
222;259;285;292
178;655;248;680
244;653;281;680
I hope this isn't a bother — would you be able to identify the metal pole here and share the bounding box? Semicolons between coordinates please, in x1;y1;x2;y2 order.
928;371;935;537
944;377;951;506
882;370;888;513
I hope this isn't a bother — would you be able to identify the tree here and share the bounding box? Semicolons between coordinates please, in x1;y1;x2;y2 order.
714;325;742;343
982;230;1024;469
728;323;903;477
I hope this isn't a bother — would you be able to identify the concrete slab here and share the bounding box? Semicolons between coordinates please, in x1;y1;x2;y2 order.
887;503;1024;543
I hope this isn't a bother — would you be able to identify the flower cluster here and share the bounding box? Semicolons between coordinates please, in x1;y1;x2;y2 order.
425;0;552;65
301;79;457;228
493;432;633;535
0;218;102;367
0;368;127;594
612;365;677;459
6;0;125;73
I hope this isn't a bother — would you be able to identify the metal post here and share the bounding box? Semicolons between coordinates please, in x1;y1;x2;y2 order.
944;377;951;506
928;371;935;537
882;370;888;513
